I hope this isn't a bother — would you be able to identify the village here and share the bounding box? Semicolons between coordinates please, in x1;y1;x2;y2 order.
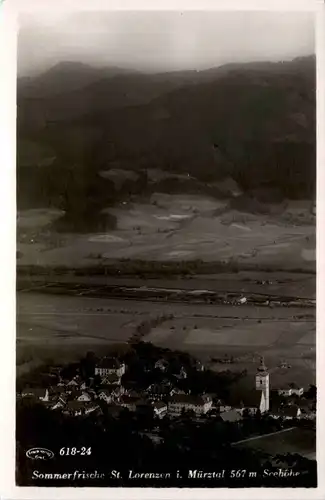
17;343;316;427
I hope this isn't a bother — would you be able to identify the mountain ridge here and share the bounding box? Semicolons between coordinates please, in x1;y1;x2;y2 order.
17;55;316;232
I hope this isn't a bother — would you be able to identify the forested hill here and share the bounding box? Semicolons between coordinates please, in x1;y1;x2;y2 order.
17;55;316;226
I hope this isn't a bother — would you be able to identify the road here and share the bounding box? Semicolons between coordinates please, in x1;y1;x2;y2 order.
232;427;296;445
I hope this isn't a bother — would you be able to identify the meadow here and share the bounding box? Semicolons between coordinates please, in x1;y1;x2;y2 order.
17;291;316;387
17;193;315;270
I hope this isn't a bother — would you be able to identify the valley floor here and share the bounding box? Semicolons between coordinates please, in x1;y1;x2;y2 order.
16;273;316;388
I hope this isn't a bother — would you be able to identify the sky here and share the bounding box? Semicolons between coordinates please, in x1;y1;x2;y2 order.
17;11;315;76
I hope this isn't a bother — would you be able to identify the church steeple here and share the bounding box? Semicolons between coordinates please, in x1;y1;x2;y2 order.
255;356;270;412
257;356;268;373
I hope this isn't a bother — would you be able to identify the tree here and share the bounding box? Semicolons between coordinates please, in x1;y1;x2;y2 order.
306;384;316;400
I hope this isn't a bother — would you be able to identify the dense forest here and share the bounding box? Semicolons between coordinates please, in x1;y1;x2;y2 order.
17;56;316;232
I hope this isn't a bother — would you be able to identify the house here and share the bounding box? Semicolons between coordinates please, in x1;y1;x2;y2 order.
212;398;232;413
147;383;175;400
172;388;189;396
270;405;301;420
218;404;232;413
99;384;124;400
21;388;50;402
277;383;304;397
125;389;144;399
228;389;266;416
218;402;232;413
152;401;168;419
97;389;114;404
290;382;304;397
95;358;126;378
167;394;212;416
277;385;293;397
120;395;141;412
50;395;67;410
66;379;80;388
63;401;85;417
100;373;121;386
77;392;92;402
220;410;243;423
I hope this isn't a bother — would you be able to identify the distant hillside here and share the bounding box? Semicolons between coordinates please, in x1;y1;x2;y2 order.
17;56;316;232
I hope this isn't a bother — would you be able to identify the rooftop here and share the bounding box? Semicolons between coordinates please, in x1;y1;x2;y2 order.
220;410;243;422
153;401;168;409
168;394;210;406
97;358;122;369
101;373;120;383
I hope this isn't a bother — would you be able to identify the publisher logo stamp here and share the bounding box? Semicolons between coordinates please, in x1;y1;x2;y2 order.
26;448;54;460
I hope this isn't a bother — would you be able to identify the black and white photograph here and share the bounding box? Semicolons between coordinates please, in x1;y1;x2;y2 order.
10;4;319;491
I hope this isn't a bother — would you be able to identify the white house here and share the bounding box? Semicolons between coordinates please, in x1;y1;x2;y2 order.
97;389;113;404
218;404;232;413
77;392;92;402
95;358;126;378
152;401;168;419
167;394;212;416
66;379;79;387
277;383;304;397
277;387;293;397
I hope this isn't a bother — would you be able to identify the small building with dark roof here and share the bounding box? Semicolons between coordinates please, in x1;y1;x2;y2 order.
152;401;168;418
220;409;243;423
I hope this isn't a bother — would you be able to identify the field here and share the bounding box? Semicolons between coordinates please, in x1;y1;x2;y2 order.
17;193;315;269
17;271;316;300
17;288;316;387
233;427;316;460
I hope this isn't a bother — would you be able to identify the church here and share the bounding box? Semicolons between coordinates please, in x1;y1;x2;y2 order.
227;358;270;416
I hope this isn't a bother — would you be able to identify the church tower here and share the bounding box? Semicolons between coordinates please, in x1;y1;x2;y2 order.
255;357;269;412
